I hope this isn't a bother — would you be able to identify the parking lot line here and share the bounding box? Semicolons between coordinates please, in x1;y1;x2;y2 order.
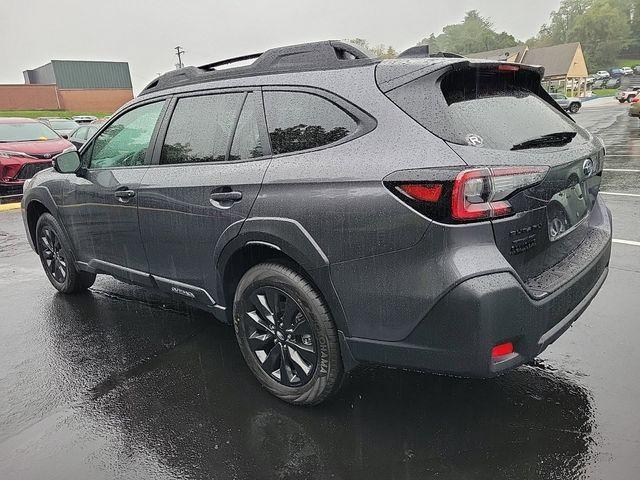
613;239;640;247
604;168;640;172
604;154;640;157
600;191;640;197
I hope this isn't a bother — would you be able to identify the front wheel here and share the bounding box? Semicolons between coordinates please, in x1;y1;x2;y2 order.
233;262;343;405
569;103;581;113
36;213;96;293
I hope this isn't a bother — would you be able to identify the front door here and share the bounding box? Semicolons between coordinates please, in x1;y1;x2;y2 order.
59;100;167;284
137;91;270;302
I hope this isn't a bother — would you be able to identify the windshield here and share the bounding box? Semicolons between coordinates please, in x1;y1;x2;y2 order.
0;122;59;142
385;67;589;151
49;120;79;130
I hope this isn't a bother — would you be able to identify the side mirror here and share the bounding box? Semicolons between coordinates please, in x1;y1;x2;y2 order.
53;150;81;174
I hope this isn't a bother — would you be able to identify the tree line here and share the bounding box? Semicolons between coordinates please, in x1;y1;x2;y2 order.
350;0;640;71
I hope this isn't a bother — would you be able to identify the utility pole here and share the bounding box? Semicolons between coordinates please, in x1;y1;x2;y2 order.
174;46;186;69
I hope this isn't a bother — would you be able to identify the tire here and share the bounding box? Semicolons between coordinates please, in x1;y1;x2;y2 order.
619;98;627;103
569;103;580;114
233;262;343;405
35;213;96;293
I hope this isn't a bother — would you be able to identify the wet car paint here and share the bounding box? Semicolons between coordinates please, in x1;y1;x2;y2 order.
1;103;640;479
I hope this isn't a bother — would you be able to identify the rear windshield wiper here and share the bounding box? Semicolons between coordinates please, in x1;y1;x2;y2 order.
511;131;577;151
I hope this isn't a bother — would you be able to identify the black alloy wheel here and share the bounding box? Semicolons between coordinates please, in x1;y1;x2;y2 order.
39;225;67;283
35;213;96;293
242;286;317;386
233;262;344;405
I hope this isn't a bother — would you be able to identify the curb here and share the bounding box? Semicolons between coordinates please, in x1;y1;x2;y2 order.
0;203;21;212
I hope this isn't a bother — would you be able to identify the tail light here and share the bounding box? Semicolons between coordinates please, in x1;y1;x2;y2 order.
388;166;548;223
632;97;640;103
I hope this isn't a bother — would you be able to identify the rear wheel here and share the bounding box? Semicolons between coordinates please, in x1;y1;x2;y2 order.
569;102;580;113
36;213;96;293
619;98;627;103
233;262;343;405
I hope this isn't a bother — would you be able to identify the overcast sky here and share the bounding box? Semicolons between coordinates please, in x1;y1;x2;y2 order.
0;0;560;93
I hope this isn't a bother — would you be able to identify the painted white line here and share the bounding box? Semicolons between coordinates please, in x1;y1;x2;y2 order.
600;191;640;197
613;239;640;247
604;168;640;172
604;154;640;157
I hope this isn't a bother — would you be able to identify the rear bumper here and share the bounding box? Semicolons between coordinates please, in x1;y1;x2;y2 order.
341;200;612;377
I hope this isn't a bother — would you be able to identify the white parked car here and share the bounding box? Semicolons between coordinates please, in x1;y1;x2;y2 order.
550;93;582;113
616;85;640;103
621;67;634;76
594;70;611;80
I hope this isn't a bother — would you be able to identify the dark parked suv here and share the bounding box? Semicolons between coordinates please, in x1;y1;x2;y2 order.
21;41;612;405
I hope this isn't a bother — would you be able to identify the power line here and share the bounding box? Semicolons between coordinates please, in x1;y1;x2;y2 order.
174;46;186;69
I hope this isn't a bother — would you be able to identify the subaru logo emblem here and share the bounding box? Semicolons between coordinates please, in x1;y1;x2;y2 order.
43;153;51;159
582;158;594;177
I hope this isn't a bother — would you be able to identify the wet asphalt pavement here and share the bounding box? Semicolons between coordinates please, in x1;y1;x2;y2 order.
1;101;640;480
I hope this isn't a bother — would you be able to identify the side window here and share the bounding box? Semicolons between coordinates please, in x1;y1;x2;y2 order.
229;93;264;160
89;101;164;169
160;93;244;165
74;127;87;139
263;91;357;155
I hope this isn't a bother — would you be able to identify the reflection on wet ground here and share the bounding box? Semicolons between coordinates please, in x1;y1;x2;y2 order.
1;103;639;479
3;285;596;480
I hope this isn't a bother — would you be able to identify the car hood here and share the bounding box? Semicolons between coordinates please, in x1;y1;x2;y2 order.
0;138;72;157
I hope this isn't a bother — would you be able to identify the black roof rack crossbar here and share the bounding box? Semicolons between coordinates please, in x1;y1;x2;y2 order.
199;52;263;72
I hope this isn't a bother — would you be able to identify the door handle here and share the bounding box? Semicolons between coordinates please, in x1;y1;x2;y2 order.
210;191;242;202
209;188;242;208
114;189;136;203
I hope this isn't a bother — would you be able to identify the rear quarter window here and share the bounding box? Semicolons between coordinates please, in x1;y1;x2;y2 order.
263;91;357;155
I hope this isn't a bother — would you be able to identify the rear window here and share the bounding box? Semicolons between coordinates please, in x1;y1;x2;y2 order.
385;67;588;151
0;122;59;142
49;120;78;130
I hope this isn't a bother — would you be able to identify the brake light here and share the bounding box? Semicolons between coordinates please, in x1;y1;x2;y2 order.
632;97;640;103
498;64;520;72
388;166;548;223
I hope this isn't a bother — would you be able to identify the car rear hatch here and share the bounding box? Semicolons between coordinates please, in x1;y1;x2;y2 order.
377;59;608;296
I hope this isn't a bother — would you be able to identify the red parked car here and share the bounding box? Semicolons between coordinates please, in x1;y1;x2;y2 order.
0;118;73;196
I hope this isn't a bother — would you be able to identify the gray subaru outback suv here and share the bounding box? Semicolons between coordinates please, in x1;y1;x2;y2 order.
21;41;612;405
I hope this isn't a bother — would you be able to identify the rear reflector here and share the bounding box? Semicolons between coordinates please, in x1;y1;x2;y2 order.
498;64;520;72
491;342;514;358
397;183;443;202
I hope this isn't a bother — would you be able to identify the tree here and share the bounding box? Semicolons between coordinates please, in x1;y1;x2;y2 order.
529;0;634;68
571;0;632;70
417;10;520;55
346;38;397;58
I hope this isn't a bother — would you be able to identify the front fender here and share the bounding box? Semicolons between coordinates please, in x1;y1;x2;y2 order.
21;185;61;252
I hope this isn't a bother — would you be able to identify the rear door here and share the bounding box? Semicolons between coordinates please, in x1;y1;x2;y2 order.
137;89;270;303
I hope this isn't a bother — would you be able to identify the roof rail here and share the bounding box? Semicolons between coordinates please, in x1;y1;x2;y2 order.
140;40;376;95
